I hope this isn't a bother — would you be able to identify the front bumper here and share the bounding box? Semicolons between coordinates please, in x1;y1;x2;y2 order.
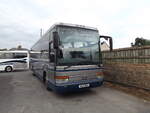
47;78;103;93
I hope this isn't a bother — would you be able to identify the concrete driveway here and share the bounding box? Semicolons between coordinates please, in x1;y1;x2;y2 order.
0;71;150;113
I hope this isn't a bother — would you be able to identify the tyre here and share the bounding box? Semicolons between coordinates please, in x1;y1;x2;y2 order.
46;79;52;91
32;73;36;76
46;83;52;91
5;66;13;72
43;72;46;83
43;72;52;91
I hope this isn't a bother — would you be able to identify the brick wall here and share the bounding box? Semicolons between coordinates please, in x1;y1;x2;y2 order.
102;46;150;90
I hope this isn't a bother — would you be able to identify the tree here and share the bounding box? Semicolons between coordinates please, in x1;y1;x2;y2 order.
131;37;150;47
9;45;28;51
17;45;22;49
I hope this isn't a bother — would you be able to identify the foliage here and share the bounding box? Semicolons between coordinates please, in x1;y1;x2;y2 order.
131;37;150;47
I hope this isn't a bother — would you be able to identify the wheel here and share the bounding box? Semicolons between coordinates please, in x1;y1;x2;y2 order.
32;70;36;76
46;82;52;91
5;66;13;72
46;77;52;91
43;72;46;83
32;73;36;76
43;72;52;91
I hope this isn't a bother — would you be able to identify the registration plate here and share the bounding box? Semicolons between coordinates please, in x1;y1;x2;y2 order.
79;84;90;88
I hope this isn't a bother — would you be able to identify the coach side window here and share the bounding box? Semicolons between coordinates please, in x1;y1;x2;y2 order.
49;42;55;63
41;50;49;59
30;52;41;59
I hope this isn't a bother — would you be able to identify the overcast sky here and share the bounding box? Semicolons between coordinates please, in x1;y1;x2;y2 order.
0;0;150;49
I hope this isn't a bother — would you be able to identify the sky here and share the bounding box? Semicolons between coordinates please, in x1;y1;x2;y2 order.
0;0;150;49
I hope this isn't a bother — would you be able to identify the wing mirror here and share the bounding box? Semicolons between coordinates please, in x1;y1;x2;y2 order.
50;54;55;62
99;35;113;51
53;31;59;49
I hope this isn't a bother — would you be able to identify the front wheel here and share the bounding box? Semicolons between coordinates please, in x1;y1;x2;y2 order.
5;66;13;72
46;76;52;91
43;72;52;91
46;82;52;91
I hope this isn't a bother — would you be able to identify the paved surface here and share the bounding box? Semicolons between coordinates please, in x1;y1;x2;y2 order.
0;71;150;113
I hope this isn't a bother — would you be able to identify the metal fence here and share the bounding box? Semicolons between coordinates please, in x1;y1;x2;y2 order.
102;46;150;64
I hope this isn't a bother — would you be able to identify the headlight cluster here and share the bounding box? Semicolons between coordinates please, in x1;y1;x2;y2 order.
55;75;69;83
96;72;104;78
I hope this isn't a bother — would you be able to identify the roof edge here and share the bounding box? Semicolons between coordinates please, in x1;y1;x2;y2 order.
53;22;98;31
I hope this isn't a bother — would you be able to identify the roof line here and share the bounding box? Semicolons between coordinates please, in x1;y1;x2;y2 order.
43;22;98;37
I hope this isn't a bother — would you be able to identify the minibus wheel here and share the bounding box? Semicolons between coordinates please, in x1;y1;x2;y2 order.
5;66;13;72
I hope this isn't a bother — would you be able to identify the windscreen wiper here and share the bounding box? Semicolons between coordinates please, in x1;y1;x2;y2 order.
63;62;80;70
64;65;72;70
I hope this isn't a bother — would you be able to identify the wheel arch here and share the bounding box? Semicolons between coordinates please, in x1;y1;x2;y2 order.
5;65;13;72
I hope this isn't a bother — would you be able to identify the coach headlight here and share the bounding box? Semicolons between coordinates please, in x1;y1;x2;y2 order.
55;75;69;83
96;72;104;79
